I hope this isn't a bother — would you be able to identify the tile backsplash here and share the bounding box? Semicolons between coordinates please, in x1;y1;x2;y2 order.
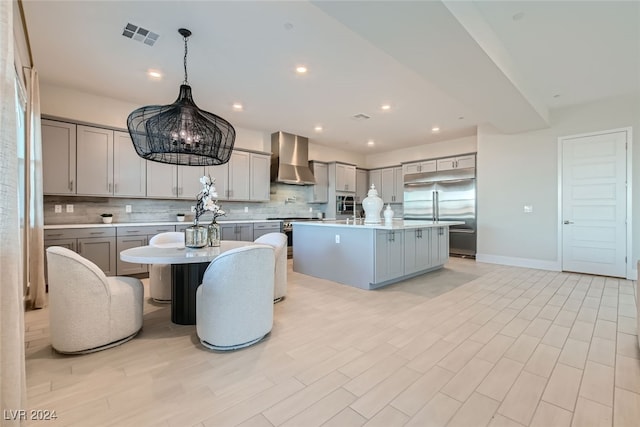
44;183;328;225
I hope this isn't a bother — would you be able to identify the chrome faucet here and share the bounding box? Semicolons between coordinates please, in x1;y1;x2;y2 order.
353;197;358;223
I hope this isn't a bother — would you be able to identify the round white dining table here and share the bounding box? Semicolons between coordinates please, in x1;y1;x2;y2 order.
120;241;254;325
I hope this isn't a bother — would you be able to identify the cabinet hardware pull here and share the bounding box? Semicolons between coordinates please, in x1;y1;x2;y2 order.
90;232;104;235
69;180;74;191
127;230;140;233
108;183;112;192
48;233;63;237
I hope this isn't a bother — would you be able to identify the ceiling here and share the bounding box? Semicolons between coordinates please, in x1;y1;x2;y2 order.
21;1;640;153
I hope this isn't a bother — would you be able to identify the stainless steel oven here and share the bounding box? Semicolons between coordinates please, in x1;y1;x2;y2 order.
268;217;314;258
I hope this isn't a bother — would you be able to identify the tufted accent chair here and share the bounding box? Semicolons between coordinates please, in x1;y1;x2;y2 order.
46;246;144;354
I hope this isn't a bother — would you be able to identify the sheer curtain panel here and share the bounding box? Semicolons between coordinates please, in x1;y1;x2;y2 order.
27;68;45;309
0;0;28;422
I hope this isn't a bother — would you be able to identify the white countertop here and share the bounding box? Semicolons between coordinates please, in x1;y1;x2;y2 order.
119;240;261;264
44;219;282;230
293;219;464;230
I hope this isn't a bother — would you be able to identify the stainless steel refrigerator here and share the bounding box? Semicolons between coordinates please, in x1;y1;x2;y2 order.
403;167;476;257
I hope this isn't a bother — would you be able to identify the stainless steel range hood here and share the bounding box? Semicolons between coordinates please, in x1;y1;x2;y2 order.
270;131;316;185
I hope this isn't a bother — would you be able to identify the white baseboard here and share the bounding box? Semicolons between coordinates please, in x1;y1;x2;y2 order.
476;254;638;281
476;254;561;272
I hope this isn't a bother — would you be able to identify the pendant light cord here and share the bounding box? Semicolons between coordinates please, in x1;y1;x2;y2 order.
183;35;189;85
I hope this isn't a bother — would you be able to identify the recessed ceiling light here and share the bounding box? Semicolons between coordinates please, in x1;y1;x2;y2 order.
381;104;391;111
147;69;162;80
296;65;307;74
232;103;243;111
367;140;375;146
314;125;323;132
431;127;440;132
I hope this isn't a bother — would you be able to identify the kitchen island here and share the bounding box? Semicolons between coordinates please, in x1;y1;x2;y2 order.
293;220;463;290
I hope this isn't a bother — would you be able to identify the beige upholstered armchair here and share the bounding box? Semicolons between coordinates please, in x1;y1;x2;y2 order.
46;246;144;354
254;232;287;302
148;231;185;303
196;245;275;351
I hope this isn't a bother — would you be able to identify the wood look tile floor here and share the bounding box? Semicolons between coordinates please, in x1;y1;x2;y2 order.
24;258;640;427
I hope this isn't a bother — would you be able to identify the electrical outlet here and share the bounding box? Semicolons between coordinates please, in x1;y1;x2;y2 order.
244;206;248;213
335;234;340;244
66;204;74;213
54;205;62;213
191;205;196;213
309;207;313;212
125;205;132;213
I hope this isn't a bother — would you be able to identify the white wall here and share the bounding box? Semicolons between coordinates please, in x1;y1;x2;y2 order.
365;135;477;169
477;94;639;278
39;83;269;152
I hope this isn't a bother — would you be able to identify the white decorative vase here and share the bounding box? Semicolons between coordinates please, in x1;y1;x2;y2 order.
384;204;394;223
362;184;383;224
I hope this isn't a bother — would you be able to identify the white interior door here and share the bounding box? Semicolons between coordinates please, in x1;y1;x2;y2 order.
562;130;628;277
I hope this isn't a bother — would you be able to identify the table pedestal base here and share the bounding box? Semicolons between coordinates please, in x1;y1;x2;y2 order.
171;262;209;325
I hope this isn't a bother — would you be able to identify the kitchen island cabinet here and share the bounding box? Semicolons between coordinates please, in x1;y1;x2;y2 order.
293;220;461;290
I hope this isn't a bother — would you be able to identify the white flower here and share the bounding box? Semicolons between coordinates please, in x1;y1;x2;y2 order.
194;174;226;222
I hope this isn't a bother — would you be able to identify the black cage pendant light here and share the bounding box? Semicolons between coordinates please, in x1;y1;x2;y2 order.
127;28;236;166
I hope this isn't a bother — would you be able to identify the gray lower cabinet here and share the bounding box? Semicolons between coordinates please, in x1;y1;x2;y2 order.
220;223;254;241
116;225;176;275
404;228;432;275
431;226;449;266
253;222;281;239
44;228;116;280
374;230;404;283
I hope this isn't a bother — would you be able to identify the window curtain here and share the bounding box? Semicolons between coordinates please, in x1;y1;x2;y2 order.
0;0;28;421
26;68;45;309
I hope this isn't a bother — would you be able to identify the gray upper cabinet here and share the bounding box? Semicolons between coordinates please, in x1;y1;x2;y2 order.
436;154;476;171
355;169;368;203
146;163;204;199
76;125;114;196
42;118;269;202
113;131;146;197
228;151;250;200
250;153;270;201
146;162;178;198
178;165;205;199
205;163;229;201
310;161;328;203
42;119;76;195
372;166;403;204
335;163;356;192
403;160;436;175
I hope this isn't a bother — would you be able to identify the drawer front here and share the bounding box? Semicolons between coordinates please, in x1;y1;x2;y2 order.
253;222;281;231
45;227;116;239
116;225;175;236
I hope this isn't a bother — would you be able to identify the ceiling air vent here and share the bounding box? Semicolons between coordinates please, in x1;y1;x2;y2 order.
352;113;371;121
122;23;159;46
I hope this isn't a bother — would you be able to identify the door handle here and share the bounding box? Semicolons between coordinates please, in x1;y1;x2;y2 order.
563;220;574;224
